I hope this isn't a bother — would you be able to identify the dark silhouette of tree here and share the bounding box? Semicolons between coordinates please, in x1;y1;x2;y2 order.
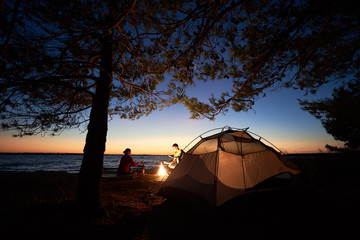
300;79;360;152
1;0;359;214
1;0;181;213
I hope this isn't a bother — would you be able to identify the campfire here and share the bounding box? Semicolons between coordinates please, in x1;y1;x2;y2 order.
157;162;168;180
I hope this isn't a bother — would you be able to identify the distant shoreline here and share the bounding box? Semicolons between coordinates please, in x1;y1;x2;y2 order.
0;152;165;155
0;152;338;155
0;152;83;155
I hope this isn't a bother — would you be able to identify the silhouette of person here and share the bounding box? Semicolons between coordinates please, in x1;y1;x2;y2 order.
164;143;182;169
117;148;143;175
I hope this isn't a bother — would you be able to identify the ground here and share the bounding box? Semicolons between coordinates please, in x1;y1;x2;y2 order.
0;154;359;239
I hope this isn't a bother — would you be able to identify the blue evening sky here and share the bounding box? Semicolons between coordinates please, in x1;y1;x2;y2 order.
0;78;342;154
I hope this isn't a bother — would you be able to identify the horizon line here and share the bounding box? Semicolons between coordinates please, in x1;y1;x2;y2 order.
0;151;331;155
0;152;167;155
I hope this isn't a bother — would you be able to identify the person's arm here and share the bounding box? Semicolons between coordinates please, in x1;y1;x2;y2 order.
134;161;144;166
129;156;136;167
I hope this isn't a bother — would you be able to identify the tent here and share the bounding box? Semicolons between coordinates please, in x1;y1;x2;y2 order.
159;127;301;206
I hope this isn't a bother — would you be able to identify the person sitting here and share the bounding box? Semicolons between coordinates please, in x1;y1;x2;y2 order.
164;143;183;169
117;148;144;175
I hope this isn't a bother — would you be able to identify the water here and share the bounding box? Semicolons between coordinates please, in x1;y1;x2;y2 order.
0;153;170;173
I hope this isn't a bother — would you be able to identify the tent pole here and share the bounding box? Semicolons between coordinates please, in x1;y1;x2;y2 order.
240;131;247;190
214;150;219;207
211;150;219;223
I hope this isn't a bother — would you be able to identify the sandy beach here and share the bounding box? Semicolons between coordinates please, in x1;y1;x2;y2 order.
1;154;359;239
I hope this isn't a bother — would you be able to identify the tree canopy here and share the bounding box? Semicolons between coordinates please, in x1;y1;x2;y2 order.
1;0;178;136
177;0;360;119
300;78;360;152
1;0;359;132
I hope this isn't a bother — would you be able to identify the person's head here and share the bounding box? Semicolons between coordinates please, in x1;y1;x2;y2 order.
123;148;131;155
172;143;179;150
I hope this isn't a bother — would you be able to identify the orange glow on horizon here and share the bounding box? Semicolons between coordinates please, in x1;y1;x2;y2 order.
0;130;338;155
0;134;84;153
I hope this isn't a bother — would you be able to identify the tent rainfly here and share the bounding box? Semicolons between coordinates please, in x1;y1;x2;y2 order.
159;127;301;206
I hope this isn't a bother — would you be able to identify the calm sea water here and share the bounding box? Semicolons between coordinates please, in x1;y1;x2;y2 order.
0;153;170;173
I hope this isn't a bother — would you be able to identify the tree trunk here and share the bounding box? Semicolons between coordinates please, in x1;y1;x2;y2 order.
77;33;112;214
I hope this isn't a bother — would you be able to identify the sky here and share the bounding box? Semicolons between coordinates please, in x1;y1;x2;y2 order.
0;79;343;155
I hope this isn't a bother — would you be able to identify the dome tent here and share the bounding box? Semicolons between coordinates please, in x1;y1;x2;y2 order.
159;127;301;206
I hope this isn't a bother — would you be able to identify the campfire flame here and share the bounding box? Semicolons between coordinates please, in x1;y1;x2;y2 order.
157;162;167;177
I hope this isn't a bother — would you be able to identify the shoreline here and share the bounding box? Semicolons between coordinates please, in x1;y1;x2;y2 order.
0;152;340;155
0;152;167;155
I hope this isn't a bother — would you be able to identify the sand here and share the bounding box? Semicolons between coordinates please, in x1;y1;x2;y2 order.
0;155;359;239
